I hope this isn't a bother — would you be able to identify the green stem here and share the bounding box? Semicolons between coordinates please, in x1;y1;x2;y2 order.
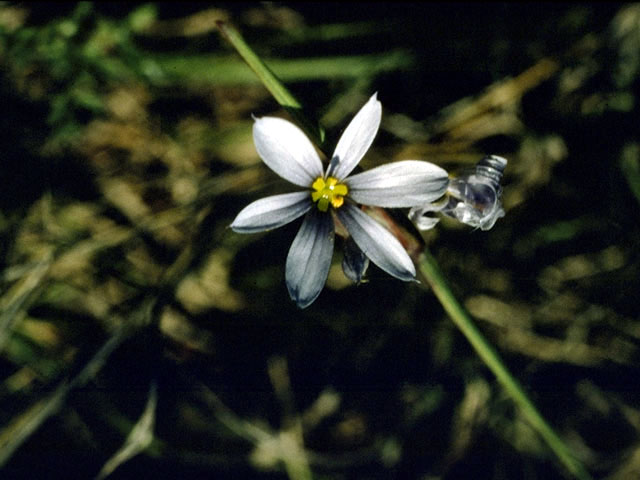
216;21;324;146
417;250;592;480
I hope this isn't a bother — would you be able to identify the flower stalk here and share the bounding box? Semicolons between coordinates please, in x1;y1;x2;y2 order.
416;251;592;480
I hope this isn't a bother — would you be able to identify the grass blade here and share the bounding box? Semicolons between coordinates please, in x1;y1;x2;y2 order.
217;21;325;146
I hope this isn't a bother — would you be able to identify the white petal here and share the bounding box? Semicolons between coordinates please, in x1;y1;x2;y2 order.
347;160;449;207
330;93;382;180
253;117;324;187
285;210;335;308
230;192;312;233
337;204;415;281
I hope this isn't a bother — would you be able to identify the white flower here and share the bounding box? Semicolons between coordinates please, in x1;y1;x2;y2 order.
231;94;449;308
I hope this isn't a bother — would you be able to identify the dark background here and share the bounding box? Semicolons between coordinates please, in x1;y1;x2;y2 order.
0;3;638;479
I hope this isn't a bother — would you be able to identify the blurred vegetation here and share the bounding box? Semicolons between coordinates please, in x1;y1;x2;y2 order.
0;2;639;479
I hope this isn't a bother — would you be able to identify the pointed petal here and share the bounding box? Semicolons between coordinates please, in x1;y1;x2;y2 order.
230;192;312;233
330;93;382;180
253;117;324;187
337;204;415;281
347;160;449;207
285;210;335;308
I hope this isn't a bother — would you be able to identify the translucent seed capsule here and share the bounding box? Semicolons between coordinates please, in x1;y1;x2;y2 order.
443;155;507;230
408;155;507;231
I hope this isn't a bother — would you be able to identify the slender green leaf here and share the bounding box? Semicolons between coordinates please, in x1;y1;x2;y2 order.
217;21;324;145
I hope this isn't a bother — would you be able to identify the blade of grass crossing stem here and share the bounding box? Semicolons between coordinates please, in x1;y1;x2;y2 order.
216;21;325;146
417;250;592;480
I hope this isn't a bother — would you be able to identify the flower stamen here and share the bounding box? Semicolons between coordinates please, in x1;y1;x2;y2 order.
311;176;348;212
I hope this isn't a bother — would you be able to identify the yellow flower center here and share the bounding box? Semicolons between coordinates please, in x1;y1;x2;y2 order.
311;176;348;212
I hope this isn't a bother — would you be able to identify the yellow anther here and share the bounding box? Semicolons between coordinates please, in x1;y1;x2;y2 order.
311;176;348;212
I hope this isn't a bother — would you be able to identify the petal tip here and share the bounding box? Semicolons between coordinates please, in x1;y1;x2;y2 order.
229;224;248;234
287;281;322;309
397;263;417;282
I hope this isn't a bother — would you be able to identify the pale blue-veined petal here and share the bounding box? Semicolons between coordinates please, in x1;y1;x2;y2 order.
336;203;415;281
330;93;382;180
230;192;312;233
285;210;335;308
253;117;324;187
347;160;449;207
